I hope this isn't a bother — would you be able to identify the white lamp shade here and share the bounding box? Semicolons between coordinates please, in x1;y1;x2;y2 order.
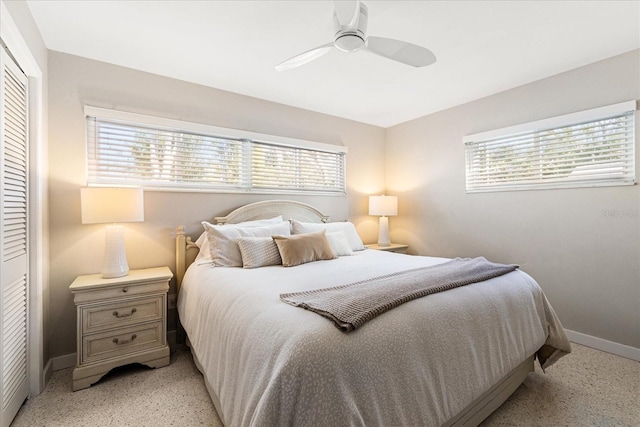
81;187;144;224
369;195;398;217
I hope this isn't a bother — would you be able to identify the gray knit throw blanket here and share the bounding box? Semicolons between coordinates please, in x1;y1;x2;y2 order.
280;257;519;333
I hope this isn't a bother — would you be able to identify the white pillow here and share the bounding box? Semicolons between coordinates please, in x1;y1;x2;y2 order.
194;232;211;262
325;231;353;256
203;221;290;267
291;220;365;251
237;237;282;269
195;216;284;261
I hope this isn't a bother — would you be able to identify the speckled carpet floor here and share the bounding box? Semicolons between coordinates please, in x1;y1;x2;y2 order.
11;343;639;426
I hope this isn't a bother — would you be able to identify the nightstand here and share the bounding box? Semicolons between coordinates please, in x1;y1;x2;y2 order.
69;266;173;391
367;243;409;254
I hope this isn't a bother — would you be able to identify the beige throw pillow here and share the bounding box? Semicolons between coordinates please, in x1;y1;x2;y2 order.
272;231;337;267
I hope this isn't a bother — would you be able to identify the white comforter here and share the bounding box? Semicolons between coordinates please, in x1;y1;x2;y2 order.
178;250;570;427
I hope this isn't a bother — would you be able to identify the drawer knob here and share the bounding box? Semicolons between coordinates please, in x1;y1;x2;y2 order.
122;287;128;293
112;308;137;318
113;334;137;345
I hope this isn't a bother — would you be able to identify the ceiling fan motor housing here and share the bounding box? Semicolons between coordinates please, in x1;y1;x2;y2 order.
334;2;368;52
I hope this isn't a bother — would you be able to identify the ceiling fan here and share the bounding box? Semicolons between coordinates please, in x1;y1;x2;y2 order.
275;0;436;71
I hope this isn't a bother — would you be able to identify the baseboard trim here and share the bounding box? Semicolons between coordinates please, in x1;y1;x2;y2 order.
43;358;53;388
565;329;640;362
51;353;76;371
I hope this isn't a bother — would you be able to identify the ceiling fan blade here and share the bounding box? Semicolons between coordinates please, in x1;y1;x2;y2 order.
365;36;436;67
275;43;334;71
333;0;360;29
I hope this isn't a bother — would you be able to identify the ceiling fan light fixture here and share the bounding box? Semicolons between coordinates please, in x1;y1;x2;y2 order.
275;1;436;71
335;34;365;52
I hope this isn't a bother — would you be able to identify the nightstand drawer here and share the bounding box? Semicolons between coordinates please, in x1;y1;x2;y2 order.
82;322;165;365
73;280;169;304
81;295;164;334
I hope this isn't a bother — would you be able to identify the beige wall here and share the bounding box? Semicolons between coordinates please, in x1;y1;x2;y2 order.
47;51;385;358
386;50;640;348
46;47;640;359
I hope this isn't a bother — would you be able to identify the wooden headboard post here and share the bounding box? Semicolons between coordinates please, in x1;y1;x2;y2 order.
175;225;198;294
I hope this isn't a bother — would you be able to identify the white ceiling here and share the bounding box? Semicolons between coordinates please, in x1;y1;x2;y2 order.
27;1;640;128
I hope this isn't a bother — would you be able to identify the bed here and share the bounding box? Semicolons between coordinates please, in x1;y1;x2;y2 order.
176;200;571;427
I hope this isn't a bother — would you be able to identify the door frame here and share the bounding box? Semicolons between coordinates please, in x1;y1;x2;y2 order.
1;1;47;397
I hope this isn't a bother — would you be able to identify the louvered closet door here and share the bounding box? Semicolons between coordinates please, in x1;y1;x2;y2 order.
0;46;29;427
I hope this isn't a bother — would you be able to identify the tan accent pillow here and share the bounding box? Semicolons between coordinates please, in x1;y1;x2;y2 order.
272;231;337;267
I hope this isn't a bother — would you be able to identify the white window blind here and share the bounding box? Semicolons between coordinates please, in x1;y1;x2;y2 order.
85;107;346;194
464;101;636;193
251;141;345;192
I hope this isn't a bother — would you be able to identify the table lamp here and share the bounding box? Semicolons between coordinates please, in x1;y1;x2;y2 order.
369;195;397;246
81;187;144;278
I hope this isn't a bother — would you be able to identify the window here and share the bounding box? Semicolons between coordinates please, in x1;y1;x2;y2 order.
464;101;636;193
85;107;346;194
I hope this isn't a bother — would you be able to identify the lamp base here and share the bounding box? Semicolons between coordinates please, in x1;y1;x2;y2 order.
102;225;129;278
377;216;390;247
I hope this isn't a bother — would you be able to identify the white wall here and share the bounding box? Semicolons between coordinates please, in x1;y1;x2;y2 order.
47;51;386;359
386;50;640;349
